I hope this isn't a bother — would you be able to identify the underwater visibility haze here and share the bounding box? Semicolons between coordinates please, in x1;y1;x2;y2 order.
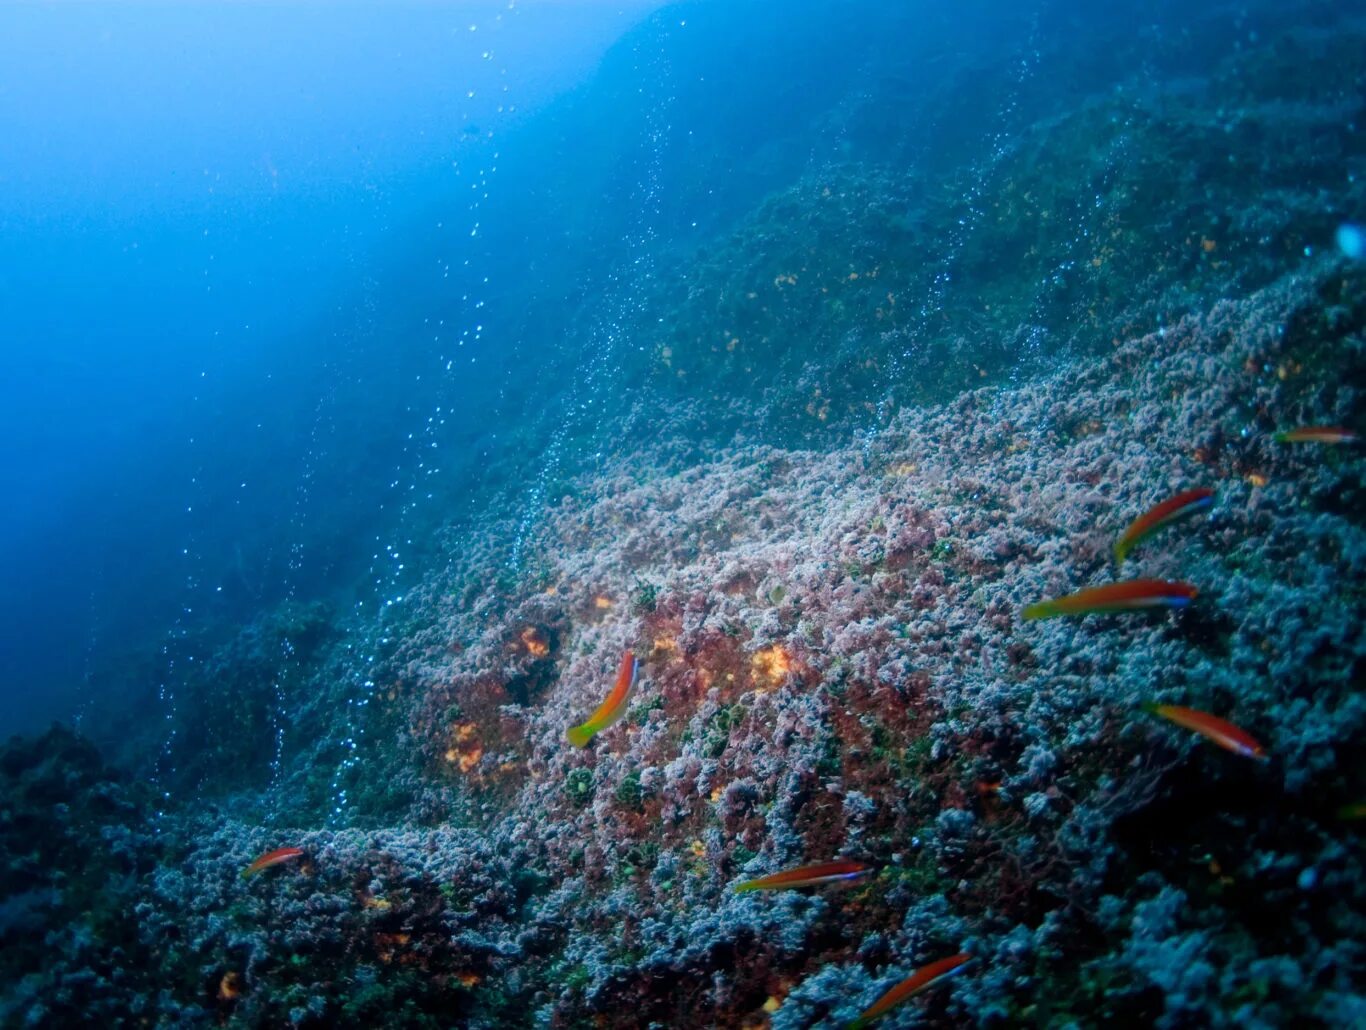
1;0;1365;1026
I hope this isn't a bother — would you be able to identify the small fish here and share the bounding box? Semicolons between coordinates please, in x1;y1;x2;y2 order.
1273;426;1359;445
1113;488;1214;565
241;847;305;879
567;650;639;747
1336;802;1366;821
1023;580;1197;620
734;859;872;893
1143;703;1267;760
848;953;972;1029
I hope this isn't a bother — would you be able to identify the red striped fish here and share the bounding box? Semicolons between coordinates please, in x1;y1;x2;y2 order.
1144;704;1266;760
1273;425;1358;444
1023;580;1197;620
1113;488;1214;565
848;953;972;1028
241;847;304;879
734;860;872;893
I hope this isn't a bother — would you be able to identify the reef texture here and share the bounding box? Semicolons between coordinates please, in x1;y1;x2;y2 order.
5;259;1363;1028
620;13;1366;448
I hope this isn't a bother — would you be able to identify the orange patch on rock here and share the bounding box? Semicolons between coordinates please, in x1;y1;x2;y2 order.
750;646;793;690
521;627;550;657
445;721;484;773
218;971;242;1002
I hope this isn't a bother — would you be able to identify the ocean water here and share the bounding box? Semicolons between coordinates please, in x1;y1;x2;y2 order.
1;1;1363;1026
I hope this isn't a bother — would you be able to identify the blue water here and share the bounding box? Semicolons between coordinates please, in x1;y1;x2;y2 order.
0;1;662;731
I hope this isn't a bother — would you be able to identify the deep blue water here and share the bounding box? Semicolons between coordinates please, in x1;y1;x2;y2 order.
0;1;663;731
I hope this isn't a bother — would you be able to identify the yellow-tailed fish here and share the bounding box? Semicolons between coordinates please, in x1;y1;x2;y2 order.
1023;579;1197;620
848;953;972;1028
567;649;639;747
1273;425;1358;445
734;859;871;893
242;847;304;879
1113;488;1214;565
1143;703;1267;760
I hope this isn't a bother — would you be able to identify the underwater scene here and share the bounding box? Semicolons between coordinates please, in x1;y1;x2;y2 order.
2;0;1365;1026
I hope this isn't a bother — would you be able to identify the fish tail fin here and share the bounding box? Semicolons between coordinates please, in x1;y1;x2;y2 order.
566;724;595;748
733;882;757;894
1112;539;1130;565
1022;600;1059;621
1272;430;1291;443
1139;701;1162;716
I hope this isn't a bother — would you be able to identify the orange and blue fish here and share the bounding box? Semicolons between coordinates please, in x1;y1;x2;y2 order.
734;859;872;893
1113;488;1214;565
1143;703;1267;760
242;847;305;879
1023;579;1197;620
567;650;639;747
1273;425;1358;444
848;953;972;1028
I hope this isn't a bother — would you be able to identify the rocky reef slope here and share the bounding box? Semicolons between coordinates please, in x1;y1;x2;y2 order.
4;3;1365;1027
5;260;1362;1027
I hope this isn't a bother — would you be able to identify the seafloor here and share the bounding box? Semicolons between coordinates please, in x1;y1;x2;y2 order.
3;6;1365;1029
